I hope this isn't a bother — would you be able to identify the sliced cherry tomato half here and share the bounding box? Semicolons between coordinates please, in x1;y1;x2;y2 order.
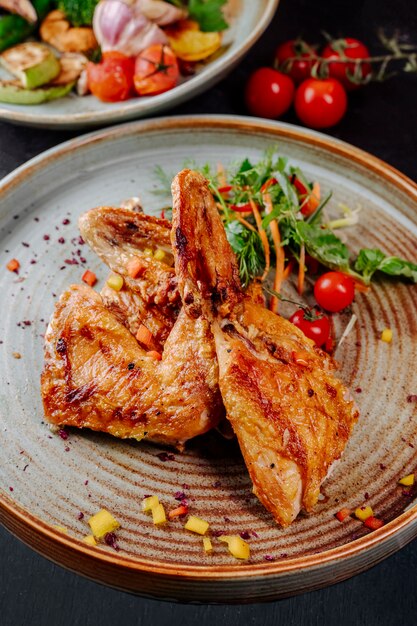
87;51;135;102
322;38;372;91
314;271;355;312
289;308;331;347
134;44;179;96
294;78;347;129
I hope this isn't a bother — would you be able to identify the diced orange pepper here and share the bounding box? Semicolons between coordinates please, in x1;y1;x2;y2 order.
335;508;352;522
147;350;162;361
6;258;20;272
136;324;153;346
82;269;97;287
127;257;146;279
168;505;188;519
363;516;384;530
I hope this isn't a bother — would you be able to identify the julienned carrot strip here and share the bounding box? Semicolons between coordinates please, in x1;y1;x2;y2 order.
168;505;188;519
217;162;227;188
282;260;294;280
136;324;153;346
298;244;306;296
234;214;257;232
300;182;321;217
250;199;270;281
263;192;285;313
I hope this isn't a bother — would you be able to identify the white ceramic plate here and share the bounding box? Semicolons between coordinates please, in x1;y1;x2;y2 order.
0;116;417;602
0;0;279;129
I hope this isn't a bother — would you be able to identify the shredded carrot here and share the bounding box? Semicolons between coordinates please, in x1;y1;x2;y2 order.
217;162;227;188
82;269;97;287
234;214;257;232
282;260;294;280
6;258;20;272
147;350;162;361
127;257;146;279
298;244;306;295
300;182;321;216
168;505;188;520
249;199;270;281
136;324;153;346
353;279;370;293
263;192;285;313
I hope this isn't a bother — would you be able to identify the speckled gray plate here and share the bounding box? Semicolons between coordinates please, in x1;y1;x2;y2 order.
0;116;417;603
0;0;279;129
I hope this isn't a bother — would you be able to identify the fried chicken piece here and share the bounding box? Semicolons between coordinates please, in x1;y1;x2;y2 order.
41;284;222;448
171;169;359;526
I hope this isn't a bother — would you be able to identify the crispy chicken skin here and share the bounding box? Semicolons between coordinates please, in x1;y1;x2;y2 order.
41;284;222;448
171;170;359;526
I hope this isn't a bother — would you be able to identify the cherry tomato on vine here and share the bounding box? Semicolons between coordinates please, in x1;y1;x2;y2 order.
275;39;317;84
134;44;179;96
322;38;371;90
245;67;295;119
289;308;331;347
87;51;135;102
294;78;347;128
314;272;355;312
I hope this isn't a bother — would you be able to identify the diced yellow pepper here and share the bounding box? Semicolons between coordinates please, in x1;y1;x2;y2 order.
143;248;153;257
399;473;415;486
219;535;250;560
153;248;166;262
203;537;213;553
381;328;392;343
52;525;68;533
83;534;97;546
88;509;120;538
106;274;124;292
184;515;209;535
152;503;167;525
354;505;373;521
142;495;159;512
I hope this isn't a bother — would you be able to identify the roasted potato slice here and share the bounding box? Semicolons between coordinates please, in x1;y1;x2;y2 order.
165;19;221;62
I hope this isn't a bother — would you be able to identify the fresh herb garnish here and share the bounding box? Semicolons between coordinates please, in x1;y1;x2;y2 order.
167;0;228;32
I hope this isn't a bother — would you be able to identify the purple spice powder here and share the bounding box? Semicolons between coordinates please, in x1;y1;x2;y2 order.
58;429;68;440
174;491;186;501
224;517;231;523
213;481;221;488
264;555;275;562
212;530;225;537
182;483;190;490
156;452;175;462
364;492;369;500
77;512;84;520
104;532;120;551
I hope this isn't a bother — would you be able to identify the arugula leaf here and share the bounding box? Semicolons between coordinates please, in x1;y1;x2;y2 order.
188;0;228;32
296;222;351;271
354;248;417;283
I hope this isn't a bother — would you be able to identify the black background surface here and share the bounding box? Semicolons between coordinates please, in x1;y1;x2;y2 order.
1;1;417;624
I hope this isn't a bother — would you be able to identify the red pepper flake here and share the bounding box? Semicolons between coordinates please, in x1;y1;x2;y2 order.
58;237;65;244
156;452;175;462
239;531;251;540
78;236;85;245
58;429;68;440
174;491;186;501
77;512;84;520
30;259;37;264
9;486;13;492
65;446;70;452
212;530;225;537
182;483;190;490
407;395;417;403
22;242;30;247
264;554;275;562
22;320;31;326
355;387;362;393
84;480;89;485
43;234;50;241
280;553;288;558
104;532;120;551
65;258;79;265
62;219;70;225
380;464;387;470
213;481;221;488
251;530;259;538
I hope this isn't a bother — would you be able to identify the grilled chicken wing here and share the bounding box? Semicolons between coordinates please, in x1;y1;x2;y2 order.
171;169;359;526
41;283;222;448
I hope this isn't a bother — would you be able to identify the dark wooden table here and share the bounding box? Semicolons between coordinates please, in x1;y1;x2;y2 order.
1;1;416;624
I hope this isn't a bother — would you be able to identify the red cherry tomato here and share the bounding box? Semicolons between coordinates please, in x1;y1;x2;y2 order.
294;78;347;128
289;308;331;347
134;44;179;96
275;40;317;84
314;271;355;312
322;38;371;91
245;68;295;119
87;51;134;102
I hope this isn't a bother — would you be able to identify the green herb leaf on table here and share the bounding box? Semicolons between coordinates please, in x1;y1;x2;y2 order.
354;248;417;283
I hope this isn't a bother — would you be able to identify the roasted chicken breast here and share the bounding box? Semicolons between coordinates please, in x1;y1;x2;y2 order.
171;169;359;526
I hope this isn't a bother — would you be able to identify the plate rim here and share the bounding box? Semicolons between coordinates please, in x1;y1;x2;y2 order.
0;0;280;128
1;114;417;586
